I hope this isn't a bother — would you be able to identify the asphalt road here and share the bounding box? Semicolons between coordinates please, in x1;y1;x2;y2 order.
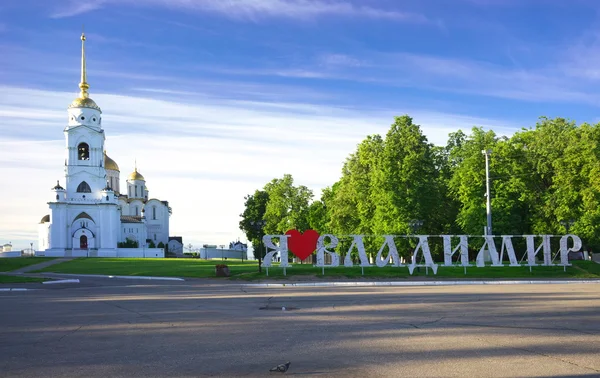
1;279;599;377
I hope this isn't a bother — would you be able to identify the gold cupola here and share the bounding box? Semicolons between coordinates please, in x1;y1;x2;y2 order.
68;31;102;112
104;151;120;171
128;168;145;181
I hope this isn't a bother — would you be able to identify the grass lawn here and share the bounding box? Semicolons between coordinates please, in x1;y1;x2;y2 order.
0;275;47;284
0;257;56;272
33;257;600;280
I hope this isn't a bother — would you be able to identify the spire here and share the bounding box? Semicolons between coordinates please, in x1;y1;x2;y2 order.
79;27;90;99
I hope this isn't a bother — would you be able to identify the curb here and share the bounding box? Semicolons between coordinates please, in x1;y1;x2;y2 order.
43;273;185;281
43;279;80;285
243;280;600;288
0;288;33;291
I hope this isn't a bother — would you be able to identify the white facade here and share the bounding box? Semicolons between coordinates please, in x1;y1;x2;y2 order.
37;33;171;258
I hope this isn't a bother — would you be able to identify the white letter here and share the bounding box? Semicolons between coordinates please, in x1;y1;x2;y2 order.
262;235;290;267
344;235;371;267
524;235;551;266
442;235;469;266
375;235;403;267
476;236;500;267
559;234;582;266
315;234;340;267
500;236;519;266
408;236;438;274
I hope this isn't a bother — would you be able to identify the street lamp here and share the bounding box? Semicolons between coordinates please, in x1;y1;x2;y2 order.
408;219;423;234
560;219;575;234
30;242;33;256
250;220;266;273
482;149;493;235
220;244;225;261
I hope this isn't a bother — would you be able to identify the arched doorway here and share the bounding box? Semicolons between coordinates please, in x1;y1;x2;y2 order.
80;235;88;249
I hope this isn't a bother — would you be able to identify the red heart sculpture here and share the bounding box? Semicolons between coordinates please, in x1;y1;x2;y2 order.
285;229;320;261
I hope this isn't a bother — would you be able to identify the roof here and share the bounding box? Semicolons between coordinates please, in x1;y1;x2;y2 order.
120;215;143;223
128;169;145;181
40;214;50;223
104;152;119;171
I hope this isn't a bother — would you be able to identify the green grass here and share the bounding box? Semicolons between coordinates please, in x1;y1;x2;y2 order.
0;257;56;272
0;275;47;284
33;257;600;280
35;258;258;278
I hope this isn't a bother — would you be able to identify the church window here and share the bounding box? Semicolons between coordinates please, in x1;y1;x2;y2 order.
78;143;89;160
76;181;91;193
92;117;96;122
154;234;156;240
153;206;156;220
81;116;85;120
135;207;138;216
135;185;138;197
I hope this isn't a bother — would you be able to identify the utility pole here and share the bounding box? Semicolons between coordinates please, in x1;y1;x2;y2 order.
482;149;493;236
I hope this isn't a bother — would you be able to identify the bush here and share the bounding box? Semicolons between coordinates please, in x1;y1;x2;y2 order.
117;239;139;248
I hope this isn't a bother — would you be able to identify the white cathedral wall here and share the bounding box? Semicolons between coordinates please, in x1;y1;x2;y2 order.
121;223;145;244
48;203;68;250
129;200;144;217
65;126;107;197
106;169;120;193
38;223;50;251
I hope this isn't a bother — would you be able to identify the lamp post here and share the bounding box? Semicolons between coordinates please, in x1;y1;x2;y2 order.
250;220;266;273
408;219;423;234
220;244;225;261
560;219;575;234
30;242;33;256
482;149;493;236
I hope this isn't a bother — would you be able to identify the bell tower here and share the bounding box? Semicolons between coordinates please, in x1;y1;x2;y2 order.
64;32;107;201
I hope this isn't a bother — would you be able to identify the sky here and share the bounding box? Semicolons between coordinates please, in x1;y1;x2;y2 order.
1;0;600;251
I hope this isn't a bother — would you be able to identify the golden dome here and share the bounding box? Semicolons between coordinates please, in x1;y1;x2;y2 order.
69;97;101;112
128;169;145;181
104;152;119;171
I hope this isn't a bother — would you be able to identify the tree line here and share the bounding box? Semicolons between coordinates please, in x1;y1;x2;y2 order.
240;115;600;262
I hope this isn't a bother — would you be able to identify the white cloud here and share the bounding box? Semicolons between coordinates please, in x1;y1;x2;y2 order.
51;0;429;23
0;85;517;250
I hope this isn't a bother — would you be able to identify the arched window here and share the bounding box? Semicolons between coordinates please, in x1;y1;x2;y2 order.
152;206;156;220
77;181;91;193
78;143;90;160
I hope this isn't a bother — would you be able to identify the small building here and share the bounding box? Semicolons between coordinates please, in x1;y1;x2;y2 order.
200;241;248;260
168;237;184;256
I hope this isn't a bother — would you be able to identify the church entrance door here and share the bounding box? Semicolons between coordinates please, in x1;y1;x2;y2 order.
80;235;88;249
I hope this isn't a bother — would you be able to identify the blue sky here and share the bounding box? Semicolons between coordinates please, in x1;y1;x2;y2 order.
1;0;600;250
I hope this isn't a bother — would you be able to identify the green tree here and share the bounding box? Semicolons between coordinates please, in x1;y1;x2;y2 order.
263;174;313;234
372;115;441;236
239;190;269;264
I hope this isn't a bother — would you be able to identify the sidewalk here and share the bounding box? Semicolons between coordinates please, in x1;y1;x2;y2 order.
8;258;74;274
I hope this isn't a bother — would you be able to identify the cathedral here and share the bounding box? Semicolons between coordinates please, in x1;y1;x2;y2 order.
37;33;171;257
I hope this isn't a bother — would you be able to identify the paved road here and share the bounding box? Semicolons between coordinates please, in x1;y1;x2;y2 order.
1;280;599;377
